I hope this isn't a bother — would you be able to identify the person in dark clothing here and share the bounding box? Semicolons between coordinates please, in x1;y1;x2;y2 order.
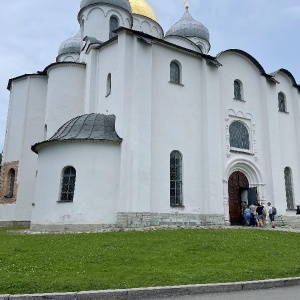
256;203;264;227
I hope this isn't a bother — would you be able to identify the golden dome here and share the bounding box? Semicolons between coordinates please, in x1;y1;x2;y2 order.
129;0;158;22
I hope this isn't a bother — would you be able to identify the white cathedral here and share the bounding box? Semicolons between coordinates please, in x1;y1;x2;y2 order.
1;0;300;231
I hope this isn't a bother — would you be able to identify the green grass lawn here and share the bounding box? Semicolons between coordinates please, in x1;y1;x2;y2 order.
1;226;300;295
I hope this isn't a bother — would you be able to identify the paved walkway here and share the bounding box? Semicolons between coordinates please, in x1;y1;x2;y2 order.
147;285;300;300
3;277;300;299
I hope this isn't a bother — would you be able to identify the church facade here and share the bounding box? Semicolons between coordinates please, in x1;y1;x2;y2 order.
1;0;300;231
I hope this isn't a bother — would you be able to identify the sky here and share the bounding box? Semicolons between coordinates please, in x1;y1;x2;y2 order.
1;0;300;152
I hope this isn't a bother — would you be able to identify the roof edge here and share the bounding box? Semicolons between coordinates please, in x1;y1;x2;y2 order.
217;49;266;75
31;138;122;154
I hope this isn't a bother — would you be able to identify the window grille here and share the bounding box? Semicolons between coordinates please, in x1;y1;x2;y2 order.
170;61;180;84
229;121;250;150
109;16;119;39
234;80;242;100
278;92;286;112
60;166;76;202
284;167;294;209
170;151;183;206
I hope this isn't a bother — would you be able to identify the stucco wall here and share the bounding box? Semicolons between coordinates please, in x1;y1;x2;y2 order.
79;4;132;43
45;63;86;138
1;76;48;221
31;142;121;226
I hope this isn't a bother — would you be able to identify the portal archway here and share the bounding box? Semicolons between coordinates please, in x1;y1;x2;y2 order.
228;171;250;225
225;158;264;225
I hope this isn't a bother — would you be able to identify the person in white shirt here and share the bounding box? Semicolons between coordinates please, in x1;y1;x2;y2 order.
267;201;276;228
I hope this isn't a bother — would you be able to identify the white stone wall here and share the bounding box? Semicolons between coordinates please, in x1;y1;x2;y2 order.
274;72;300;214
4;25;300;228
78;4;132;43
31;142;121;227
1;76;48;221
45;63;86;138
218;51;300;219
132;15;163;39
163;36;201;53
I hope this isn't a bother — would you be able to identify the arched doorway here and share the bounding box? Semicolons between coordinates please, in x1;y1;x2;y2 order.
228;171;257;225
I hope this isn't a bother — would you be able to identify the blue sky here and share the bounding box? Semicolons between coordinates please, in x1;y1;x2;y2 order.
1;0;300;152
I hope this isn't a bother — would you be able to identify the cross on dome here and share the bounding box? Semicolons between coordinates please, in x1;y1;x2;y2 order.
185;0;189;10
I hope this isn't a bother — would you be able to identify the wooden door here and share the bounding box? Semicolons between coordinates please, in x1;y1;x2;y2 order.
228;171;249;225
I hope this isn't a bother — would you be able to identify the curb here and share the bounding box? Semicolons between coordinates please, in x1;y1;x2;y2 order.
2;277;300;299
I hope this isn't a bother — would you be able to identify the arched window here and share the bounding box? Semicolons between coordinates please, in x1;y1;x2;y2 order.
229;121;250;150
170;151;183;206
170;61;181;84
234;80;243;100
278;92;286;112
60;166;76;202
109;16;119;39
284;167;294;209
106;73;111;96
6;169;15;198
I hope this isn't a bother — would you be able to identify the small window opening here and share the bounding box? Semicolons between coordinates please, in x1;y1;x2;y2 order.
170;61;181;84
170;151;183;206
59;166;76;202
106;73;111;96
234;80;243;100
109;16;119;39
278;92;286;112
5;169;15;198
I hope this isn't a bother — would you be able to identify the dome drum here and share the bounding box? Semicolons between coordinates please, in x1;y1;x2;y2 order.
80;0;132;14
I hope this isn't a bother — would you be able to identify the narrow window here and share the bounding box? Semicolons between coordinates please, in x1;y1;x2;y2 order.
284;167;294;209
106;73;111;96
44;124;47;140
170;151;183;206
234;80;243;100
6;169;15;198
229;121;250;150
60;166;76;202
278;92;286;112
109;16;119;39
170;61;180;84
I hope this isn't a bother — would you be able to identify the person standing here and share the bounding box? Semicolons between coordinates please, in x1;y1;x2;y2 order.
244;206;251;226
267;201;276;228
249;203;257;226
256;202;264;227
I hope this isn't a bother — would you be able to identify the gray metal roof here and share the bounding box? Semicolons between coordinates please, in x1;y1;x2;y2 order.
58;32;81;56
80;0;132;13
32;114;122;154
165;9;210;42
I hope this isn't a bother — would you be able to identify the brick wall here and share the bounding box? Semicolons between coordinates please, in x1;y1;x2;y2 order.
0;161;19;204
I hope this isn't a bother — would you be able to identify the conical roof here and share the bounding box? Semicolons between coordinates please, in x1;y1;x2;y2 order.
166;8;209;42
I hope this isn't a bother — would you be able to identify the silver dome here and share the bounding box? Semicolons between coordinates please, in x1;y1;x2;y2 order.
58;32;81;56
166;9;210;42
48;113;122;142
80;0;132;13
32;114;122;154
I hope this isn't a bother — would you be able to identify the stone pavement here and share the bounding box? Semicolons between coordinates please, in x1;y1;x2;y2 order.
1;277;300;300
